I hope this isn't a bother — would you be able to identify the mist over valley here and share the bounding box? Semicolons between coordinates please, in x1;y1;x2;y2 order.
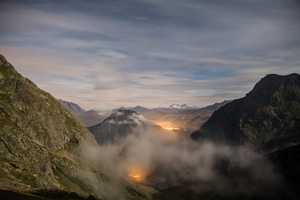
1;0;300;199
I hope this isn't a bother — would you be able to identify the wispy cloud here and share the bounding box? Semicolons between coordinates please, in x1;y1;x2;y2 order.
0;0;299;109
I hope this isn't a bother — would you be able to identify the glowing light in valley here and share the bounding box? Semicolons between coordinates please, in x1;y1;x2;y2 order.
128;166;145;182
154;121;180;131
162;127;180;131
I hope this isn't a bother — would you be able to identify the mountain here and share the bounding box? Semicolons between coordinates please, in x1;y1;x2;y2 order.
113;105;149;112
0;55;150;199
59;99;84;113
59;99;104;127
170;104;190;109
267;143;300;198
87;109;148;145
130;105;149;112
112;106;126;111
169;103;200;109
191;73;300;151
0;54;97;197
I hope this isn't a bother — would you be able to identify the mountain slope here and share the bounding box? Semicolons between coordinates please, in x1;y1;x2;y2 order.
0;54;100;196
267;143;300;198
0;54;150;199
191;73;300;151
59;99;104;127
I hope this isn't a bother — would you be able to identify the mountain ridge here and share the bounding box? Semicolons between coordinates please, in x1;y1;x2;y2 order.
191;73;300;151
59;99;104;127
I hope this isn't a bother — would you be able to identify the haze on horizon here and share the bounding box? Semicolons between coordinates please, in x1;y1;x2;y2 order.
0;0;299;110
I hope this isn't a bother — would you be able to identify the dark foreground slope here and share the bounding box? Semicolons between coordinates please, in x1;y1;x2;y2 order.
268;143;300;198
0;54;98;198
0;55;150;200
191;73;300;151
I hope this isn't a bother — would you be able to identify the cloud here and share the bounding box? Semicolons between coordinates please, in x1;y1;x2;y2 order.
94;73;132;90
80;125;285;199
106;112;147;125
0;0;299;109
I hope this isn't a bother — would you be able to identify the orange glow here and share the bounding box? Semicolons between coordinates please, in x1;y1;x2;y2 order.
162;127;180;131
128;166;145;182
129;174;140;178
154;121;180;131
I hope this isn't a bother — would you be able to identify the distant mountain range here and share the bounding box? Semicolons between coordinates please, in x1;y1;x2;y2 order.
60;99;230;140
191;73;300;151
169;103;198;109
113;105;149;112
59;99;105;127
112;101;231;136
113;102;226;111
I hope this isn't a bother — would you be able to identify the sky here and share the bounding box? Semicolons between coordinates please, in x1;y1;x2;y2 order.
0;0;300;110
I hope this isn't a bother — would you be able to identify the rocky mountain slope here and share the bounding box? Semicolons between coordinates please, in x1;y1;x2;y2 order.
191;74;300;151
0;54;151;199
59;99;104;127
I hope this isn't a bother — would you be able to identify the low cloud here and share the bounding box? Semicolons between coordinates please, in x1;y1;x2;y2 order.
80;125;285;199
106;112;147;125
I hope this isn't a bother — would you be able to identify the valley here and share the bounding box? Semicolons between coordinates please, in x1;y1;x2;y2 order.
1;54;300;200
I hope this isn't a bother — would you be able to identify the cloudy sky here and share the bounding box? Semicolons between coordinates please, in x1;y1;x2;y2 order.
1;0;299;110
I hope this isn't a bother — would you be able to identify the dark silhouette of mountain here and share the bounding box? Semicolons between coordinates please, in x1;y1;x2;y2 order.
130;105;149;112
112;106;126;111
191;73;300;151
88;109;148;145
59;99;104;127
267;143;300;199
113;105;149;112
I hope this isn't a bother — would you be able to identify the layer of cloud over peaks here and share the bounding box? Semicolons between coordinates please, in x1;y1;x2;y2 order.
0;0;300;109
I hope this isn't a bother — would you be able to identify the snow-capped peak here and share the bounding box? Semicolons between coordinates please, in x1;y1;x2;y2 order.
169;104;189;109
